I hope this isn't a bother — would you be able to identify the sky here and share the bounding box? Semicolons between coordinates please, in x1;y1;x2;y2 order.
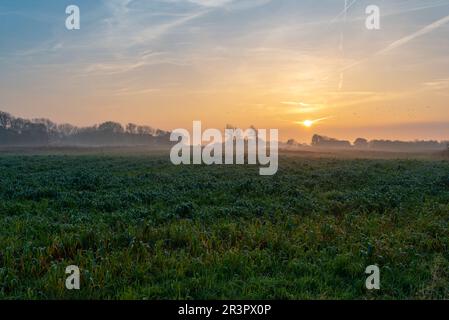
0;0;448;143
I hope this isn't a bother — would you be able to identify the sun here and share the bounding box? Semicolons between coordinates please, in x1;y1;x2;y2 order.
303;120;314;127
296;117;331;128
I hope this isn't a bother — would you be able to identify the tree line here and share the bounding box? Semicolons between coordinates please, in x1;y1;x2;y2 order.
309;134;449;152
0;110;171;146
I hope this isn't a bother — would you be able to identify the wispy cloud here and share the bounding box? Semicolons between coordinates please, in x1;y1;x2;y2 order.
185;0;235;7
281;101;323;114
112;87;160;96
423;78;449;91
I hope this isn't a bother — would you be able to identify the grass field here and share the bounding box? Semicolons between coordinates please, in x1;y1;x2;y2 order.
0;150;448;299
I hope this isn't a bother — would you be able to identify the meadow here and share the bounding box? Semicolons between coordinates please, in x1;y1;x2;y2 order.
0;150;448;299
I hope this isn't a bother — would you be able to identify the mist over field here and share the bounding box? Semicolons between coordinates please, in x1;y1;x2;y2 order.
1;110;448;154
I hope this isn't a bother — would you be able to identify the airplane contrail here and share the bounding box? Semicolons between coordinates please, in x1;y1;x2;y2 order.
338;0;349;90
331;0;358;24
377;14;449;55
342;13;449;72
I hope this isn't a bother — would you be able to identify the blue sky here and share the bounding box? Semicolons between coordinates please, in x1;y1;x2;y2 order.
1;0;449;141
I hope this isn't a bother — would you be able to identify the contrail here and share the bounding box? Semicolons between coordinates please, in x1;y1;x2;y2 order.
331;0;358;24
338;0;349;90
377;14;449;55
342;13;449;72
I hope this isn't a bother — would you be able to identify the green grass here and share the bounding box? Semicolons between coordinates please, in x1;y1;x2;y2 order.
0;153;448;299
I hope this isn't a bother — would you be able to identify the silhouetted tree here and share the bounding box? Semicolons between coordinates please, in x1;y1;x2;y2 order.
137;125;154;135
98;121;124;134
126;123;138;134
11;117;27;133
0;110;174;147
312;134;351;149
57;123;77;136
368;139;444;151
0;111;12;129
354;138;369;149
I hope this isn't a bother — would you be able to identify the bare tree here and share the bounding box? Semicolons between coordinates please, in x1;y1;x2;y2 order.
0;111;13;129
98;121;124;134
126;123;138;135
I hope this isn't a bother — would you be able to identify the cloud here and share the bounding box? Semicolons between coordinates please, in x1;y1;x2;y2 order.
163;0;271;11
130;9;209;45
423;78;449;91
281;101;323;114
84;51;190;76
112;87;160;96
187;0;235;7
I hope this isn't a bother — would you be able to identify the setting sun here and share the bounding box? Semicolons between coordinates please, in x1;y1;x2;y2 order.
297;117;330;128
303;120;314;128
